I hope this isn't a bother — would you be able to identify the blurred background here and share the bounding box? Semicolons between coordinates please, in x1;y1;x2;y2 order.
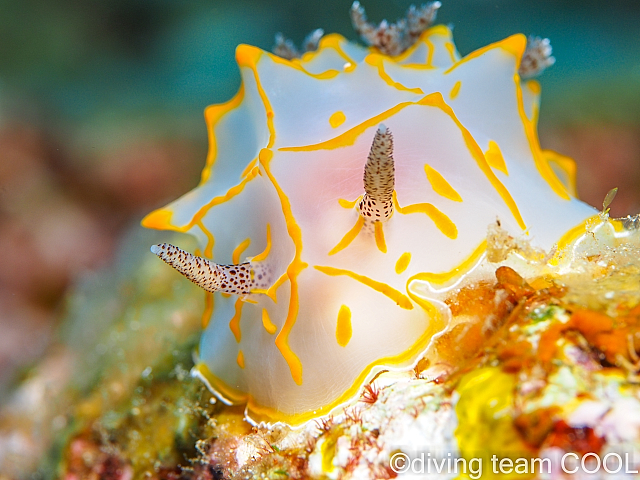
0;0;639;398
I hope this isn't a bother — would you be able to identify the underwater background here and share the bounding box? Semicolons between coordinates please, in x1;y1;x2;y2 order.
0;0;639;461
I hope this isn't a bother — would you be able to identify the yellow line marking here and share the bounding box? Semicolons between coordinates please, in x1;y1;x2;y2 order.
425;37;435;66
425;24;452;37
279;92;524;231
252;272;288;303
295;33;356;74
393;191;458;239
444;42;457;62
279;101;415;152
444;34;526;75
236;45;276;148
200;84;246;184
424;164;463;202
315;265;413;310
232;238;251;264
262;309;277;335
329;216;365;255
143;166;260;233
526;78;541;95
228;298;244;343
514;76;570;200
419;93;526;229
408;240;486;285
449;80;461;99
259;149;307;385
236;350;245;369
240;158;258;178
549;215;599;265
250;224;271;262
141;207;173;230
336;305;352;347
271;54;340;79
543;149;577;197
395;252;412;274
196;220;216;259
329;111;346;128
195;284;442;426
390;25;450;64
202;292;214;329
231;51;309;384
484;140;509;175
374;221;387;253
364;54;424;94
338;197;360;209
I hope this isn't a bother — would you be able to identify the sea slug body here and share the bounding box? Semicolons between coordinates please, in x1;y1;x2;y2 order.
142;4;599;424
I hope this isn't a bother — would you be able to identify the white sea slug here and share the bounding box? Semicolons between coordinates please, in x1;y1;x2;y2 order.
142;4;597;424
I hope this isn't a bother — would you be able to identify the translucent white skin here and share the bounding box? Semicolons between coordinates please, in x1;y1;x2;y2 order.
144;27;596;423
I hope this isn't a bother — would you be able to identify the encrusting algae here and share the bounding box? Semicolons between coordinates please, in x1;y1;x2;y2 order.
2;2;640;480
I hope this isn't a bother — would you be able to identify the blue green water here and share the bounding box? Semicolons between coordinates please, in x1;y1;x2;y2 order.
1;0;638;126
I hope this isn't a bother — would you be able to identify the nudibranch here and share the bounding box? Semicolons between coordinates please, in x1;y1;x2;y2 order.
142;3;598;425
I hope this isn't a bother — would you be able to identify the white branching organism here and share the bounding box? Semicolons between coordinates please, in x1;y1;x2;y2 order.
273;28;324;60
519;36;556;79
350;1;441;56
358;124;395;232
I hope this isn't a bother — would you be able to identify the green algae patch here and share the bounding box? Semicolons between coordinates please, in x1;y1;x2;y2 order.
54;230;229;478
63;369;220;478
454;368;534;480
1;228;228;479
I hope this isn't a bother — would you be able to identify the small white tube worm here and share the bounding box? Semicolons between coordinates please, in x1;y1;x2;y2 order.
358;124;395;226
151;243;271;295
